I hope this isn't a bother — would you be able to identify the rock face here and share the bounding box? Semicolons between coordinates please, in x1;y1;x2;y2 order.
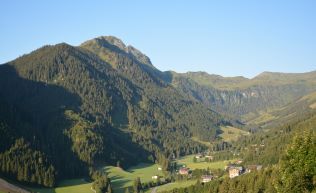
81;36;153;67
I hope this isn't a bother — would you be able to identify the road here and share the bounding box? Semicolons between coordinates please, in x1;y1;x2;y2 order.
0;178;30;193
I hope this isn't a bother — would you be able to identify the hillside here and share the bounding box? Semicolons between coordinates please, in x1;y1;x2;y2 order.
169;71;316;120
0;37;227;187
246;91;316;127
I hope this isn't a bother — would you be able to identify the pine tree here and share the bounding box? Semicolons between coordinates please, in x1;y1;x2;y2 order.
275;130;316;193
133;177;142;193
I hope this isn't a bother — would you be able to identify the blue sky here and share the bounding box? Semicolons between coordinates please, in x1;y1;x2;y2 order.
1;0;315;78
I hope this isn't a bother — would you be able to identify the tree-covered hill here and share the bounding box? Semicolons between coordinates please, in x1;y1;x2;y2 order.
0;37;227;187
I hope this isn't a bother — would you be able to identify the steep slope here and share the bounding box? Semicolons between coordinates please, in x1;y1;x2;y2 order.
0;37;228;187
169;71;316;121
246;91;316;127
80;36;226;141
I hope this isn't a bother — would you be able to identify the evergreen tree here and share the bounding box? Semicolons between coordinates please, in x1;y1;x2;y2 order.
275;130;316;193
133;177;142;193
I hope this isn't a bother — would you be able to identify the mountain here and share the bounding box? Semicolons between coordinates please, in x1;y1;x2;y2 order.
0;35;315;188
0;37;228;187
168;71;316;121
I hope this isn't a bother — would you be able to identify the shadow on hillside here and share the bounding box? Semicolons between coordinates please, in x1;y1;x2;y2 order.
0;64;87;178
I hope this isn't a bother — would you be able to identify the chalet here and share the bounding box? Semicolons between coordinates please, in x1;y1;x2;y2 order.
225;164;237;171
201;175;213;183
205;155;213;160
246;165;262;173
229;167;243;178
179;168;189;175
235;160;243;164
152;175;159;180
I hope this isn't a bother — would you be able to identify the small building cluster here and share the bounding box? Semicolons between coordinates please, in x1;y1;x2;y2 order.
201;175;214;183
179;167;189;175
228;166;244;178
225;162;262;178
194;152;214;161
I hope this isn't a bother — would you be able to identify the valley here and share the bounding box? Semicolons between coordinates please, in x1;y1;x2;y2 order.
0;36;315;193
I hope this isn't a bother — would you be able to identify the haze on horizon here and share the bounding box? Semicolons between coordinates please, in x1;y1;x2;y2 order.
1;0;315;78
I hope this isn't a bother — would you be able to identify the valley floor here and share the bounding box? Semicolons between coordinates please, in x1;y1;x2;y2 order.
15;155;235;193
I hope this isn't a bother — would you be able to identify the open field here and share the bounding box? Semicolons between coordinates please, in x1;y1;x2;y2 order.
219;126;250;142
28;179;92;193
176;155;234;170
191;137;211;146
25;163;163;193
145;180;197;193
25;159;229;193
103;163;164;193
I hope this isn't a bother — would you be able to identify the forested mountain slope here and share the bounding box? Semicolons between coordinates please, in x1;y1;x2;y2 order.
0;37;227;187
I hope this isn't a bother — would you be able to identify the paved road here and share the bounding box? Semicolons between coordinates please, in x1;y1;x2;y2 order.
0;178;30;193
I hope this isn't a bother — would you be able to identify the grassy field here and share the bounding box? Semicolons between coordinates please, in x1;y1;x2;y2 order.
28;179;92;193
219;126;250;142
26;163;163;193
176;155;234;170
191;137;211;146
103;163;164;193
26;158;230;193
145;180;197;193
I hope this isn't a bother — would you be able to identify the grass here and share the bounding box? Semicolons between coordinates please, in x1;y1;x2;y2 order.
28;179;92;193
26;163;163;193
145;180;197;193
219;126;249;142
176;155;234;170
26;158;231;193
103;163;164;193
191;137;211;146
310;102;316;109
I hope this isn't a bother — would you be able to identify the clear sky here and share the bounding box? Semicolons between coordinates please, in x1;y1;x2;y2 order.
1;0;315;78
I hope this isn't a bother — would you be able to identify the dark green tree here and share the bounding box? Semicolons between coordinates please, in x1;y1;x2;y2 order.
275;131;316;193
133;177;142;193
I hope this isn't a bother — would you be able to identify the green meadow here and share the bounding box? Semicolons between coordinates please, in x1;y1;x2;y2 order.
103;163;164;193
29;178;93;193
219;126;250;142
176;155;233;170
145;180;197;193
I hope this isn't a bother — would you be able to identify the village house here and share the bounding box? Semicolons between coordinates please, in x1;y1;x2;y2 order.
157;167;162;171
229;167;244;178
152;175;159;180
225;164;238;171
179;167;189;175
205;155;213;160
246;165;262;173
235;160;243;164
195;153;203;159
201;175;213;183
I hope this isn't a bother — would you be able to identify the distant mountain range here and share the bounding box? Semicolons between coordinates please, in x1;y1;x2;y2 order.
0;36;315;187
